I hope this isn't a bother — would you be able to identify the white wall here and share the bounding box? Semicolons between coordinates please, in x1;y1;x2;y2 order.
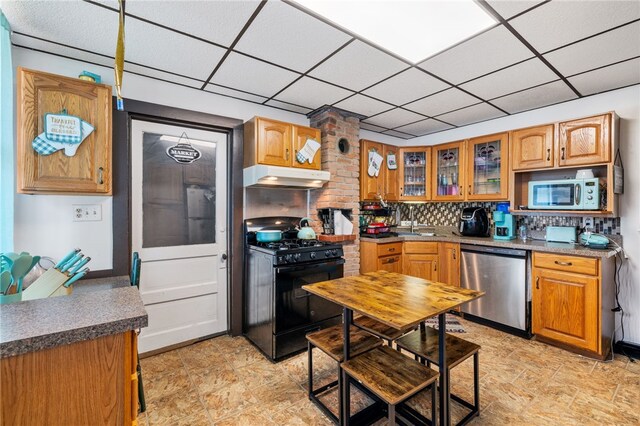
410;85;640;345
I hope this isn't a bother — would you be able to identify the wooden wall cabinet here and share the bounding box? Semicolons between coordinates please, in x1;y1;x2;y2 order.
558;114;611;167
403;242;438;281
361;241;402;273
383;144;399;201
438;242;460;287
532;252;614;358
466;133;509;200
1;331;138;425
431;141;466;201
17;68;112;194
511;124;554;171
360;139;385;201
398;147;431;201
244;117;321;170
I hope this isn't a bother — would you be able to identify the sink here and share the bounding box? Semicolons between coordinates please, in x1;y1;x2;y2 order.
395;231;421;236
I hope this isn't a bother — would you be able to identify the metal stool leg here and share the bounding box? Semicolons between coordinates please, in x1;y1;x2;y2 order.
388;403;396;425
308;341;313;399
473;352;479;415
342;368;350;426
432;381;438;426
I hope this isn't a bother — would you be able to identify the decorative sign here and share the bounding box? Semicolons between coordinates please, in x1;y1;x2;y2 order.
45;113;82;143
296;138;321;164
614;149;624;194
386;152;397;170
166;132;201;164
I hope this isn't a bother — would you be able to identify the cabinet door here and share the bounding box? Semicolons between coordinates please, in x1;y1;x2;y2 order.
377;255;402;273
438;242;460;287
532;268;599;352
432;141;465;201
558;114;611;167
256;118;292;167
17;68;112;194
398;147;431;201
467;133;509;200
292;125;321;170
403;254;438;281
511;125;554;171
383;144;399;201
360;140;384;201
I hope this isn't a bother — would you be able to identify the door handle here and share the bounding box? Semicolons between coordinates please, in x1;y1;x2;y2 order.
221;253;228;261
536;276;539;289
554;260;572;266
546;148;551;162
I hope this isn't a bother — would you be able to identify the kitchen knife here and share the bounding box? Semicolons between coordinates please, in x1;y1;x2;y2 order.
55;249;80;269
64;269;89;287
68;257;91;275
60;253;84;273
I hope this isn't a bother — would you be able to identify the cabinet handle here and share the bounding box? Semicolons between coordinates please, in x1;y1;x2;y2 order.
546;148;551;162
434;261;437;272
459;185;462;194
452;250;456;260
561;147;565;160
382;257;396;264
286;149;290;161
98;167;104;185
554;260;572;266
468;185;471;195
536;276;539;289
388;248;396;252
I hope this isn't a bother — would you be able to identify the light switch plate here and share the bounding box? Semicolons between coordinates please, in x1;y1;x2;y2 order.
73;204;102;222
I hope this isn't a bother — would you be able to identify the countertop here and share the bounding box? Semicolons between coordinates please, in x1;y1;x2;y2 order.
361;233;621;258
0;276;148;358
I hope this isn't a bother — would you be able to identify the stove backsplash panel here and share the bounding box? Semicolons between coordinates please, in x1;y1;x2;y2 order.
389;202;620;235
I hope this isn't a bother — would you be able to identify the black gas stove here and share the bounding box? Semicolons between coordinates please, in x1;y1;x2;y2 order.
248;238;343;265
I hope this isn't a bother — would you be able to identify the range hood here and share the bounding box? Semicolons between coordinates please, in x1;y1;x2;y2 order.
243;165;330;188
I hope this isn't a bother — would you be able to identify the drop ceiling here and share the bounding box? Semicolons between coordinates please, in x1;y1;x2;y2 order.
2;0;639;139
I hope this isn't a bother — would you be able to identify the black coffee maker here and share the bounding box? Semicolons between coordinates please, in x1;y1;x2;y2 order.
459;207;490;237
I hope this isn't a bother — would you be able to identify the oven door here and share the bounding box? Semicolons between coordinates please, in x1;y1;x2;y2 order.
274;259;344;334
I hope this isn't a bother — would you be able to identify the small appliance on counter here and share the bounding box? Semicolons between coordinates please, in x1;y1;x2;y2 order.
493;202;516;240
545;226;578;244
459;207;490;237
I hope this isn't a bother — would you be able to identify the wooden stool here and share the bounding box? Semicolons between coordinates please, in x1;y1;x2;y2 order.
396;327;480;426
353;315;413;346
306;324;382;424
341;345;438;425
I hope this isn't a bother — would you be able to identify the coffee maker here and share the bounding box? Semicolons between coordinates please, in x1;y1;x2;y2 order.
493;202;516;240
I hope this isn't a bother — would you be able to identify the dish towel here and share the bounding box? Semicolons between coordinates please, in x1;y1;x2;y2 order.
424;314;466;333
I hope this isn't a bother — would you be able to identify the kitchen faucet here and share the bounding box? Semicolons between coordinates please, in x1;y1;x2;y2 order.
409;205;415;233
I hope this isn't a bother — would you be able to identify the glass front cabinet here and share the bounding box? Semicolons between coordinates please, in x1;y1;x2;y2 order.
466;133;509;200
431;141;465;201
398;147;431;201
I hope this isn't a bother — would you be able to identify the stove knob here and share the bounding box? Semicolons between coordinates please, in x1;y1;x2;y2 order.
332;249;339;256
310;252;316;259
293;253;301;261
325;250;331;257
284;254;294;263
278;256;284;263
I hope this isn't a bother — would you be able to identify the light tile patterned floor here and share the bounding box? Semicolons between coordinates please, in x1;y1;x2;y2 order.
137;318;639;425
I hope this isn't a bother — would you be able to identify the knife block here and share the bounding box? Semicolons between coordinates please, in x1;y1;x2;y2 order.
21;268;73;301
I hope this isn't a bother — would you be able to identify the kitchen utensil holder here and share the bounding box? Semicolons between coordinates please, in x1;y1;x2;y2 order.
317;208;353;235
22;268;74;301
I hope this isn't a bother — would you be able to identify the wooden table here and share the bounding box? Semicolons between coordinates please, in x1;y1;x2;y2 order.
303;271;484;426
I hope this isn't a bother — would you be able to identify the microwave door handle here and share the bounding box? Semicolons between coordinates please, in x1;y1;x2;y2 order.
575;184;581;206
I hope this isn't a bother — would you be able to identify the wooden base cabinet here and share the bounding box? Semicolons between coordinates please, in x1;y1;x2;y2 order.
438;242;460;287
403;242;438;281
361;241;402;273
1;331;139;425
532;252;614;358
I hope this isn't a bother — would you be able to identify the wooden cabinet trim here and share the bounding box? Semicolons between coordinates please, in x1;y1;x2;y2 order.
403;241;438;254
533;252;599;276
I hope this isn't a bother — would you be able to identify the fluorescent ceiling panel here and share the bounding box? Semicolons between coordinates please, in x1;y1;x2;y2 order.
294;0;495;63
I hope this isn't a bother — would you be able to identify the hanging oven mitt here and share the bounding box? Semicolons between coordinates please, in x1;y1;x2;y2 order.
368;150;383;177
60;120;95;156
296;138;321;164
33;120;95;157
32;133;59;155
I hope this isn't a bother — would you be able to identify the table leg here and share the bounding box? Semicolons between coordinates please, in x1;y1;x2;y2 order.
438;312;449;426
342;308;353;426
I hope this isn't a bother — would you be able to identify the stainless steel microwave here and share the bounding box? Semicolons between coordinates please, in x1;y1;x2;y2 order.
528;178;600;210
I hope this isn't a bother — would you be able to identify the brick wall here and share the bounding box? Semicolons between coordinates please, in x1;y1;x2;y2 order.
308;107;362;276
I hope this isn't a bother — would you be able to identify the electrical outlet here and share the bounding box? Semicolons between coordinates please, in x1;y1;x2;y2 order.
582;217;594;230
73;204;102;222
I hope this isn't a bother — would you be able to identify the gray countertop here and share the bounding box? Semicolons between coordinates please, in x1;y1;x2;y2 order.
0;277;148;358
361;233;621;258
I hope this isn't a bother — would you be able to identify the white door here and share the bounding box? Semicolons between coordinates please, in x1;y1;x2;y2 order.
131;120;228;353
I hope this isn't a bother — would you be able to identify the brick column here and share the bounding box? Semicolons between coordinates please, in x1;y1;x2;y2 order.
308;106;365;277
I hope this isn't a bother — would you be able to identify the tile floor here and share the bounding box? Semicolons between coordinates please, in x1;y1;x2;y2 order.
137;318;639;425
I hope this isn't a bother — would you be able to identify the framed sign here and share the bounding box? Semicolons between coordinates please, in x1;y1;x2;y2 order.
166;132;201;164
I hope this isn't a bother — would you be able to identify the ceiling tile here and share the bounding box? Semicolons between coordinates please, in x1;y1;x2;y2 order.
124;0;260;46
394;119;454;136
404;88;479;117
435;103;505;127
363;108;425;129
205;84;268;103
234;1;352;73
543;21;640;77
10;33;113;67
382;130;414;139
418;26;534;85
308;40;409;91
359;122;388;133
273;77;353;109
210;53;300;98
125;63;204;88
459;58;558;100
264;99;312;115
510;1;640;53
568;58;640;96
333;94;394;117
362;68;450;106
125;18;227;81
490;80;578;114
484;1;546;19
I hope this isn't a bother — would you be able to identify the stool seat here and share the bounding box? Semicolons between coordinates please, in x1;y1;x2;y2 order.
396;327;480;369
353;315;410;341
341;345;439;406
307;324;382;362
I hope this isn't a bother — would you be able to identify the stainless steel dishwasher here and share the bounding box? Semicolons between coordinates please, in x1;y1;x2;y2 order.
460;244;530;335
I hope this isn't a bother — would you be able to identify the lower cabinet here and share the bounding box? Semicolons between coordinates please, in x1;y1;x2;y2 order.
361;241;402;273
438;242;460;287
403;242;438;281
532;252;614;357
1;331;139;425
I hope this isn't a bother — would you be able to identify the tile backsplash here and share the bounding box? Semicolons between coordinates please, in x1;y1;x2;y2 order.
387;202;621;235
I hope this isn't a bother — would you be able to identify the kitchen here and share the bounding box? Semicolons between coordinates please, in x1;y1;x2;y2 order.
1;0;639;425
